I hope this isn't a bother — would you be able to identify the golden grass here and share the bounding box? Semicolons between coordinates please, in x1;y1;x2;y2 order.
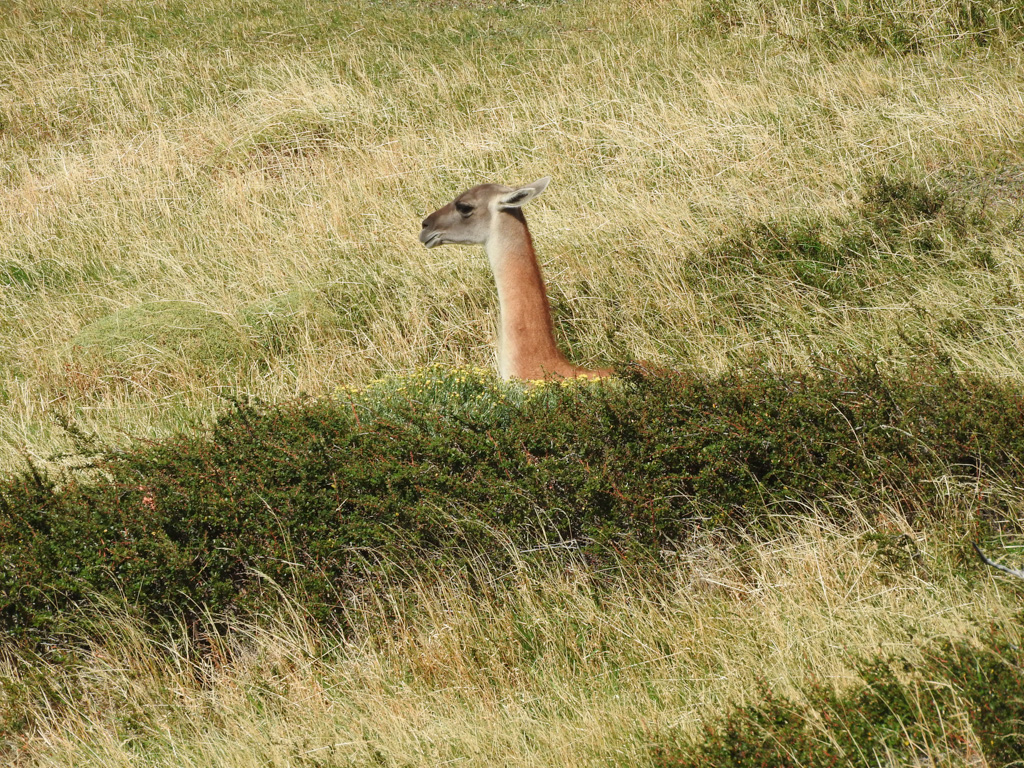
4;513;1017;768
2;7;1024;760
2;0;1024;471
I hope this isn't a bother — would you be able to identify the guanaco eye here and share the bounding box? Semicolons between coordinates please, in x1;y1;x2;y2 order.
455;201;474;216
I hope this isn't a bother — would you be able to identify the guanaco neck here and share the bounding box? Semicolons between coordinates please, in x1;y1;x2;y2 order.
484;209;578;380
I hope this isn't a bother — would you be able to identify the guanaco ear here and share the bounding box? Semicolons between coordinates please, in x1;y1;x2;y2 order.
497;177;551;209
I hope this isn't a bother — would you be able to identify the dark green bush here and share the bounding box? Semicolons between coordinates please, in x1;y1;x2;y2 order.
1;362;1024;642
651;622;1024;767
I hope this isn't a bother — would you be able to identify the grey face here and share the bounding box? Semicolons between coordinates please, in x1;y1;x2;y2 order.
419;183;509;249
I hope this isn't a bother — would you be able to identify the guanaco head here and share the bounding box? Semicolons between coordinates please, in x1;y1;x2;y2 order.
419;177;550;248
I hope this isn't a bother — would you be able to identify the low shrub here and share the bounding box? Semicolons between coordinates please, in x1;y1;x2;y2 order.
652;621;1024;767
1;362;1023;642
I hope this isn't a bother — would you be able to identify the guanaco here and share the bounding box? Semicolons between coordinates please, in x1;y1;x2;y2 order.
419;177;611;381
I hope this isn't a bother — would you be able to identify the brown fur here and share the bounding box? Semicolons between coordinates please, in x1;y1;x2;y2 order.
420;178;611;381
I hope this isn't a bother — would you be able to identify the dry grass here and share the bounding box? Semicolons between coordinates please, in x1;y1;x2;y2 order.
3;513;1017;768
2;3;1024;763
2;0;1024;471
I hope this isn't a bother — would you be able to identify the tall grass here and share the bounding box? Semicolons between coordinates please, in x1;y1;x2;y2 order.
3;515;1018;767
2;0;1024;471
3;2;1024;764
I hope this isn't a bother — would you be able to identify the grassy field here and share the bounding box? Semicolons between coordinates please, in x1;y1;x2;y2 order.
2;0;1024;765
3;0;1024;471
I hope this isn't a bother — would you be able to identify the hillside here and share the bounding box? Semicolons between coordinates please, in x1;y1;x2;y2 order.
2;0;1024;471
2;1;1024;766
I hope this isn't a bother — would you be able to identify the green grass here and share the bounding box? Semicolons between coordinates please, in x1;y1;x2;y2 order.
2;0;1024;765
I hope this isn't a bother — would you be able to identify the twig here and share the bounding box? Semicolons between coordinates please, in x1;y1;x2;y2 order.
974;543;1024;581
